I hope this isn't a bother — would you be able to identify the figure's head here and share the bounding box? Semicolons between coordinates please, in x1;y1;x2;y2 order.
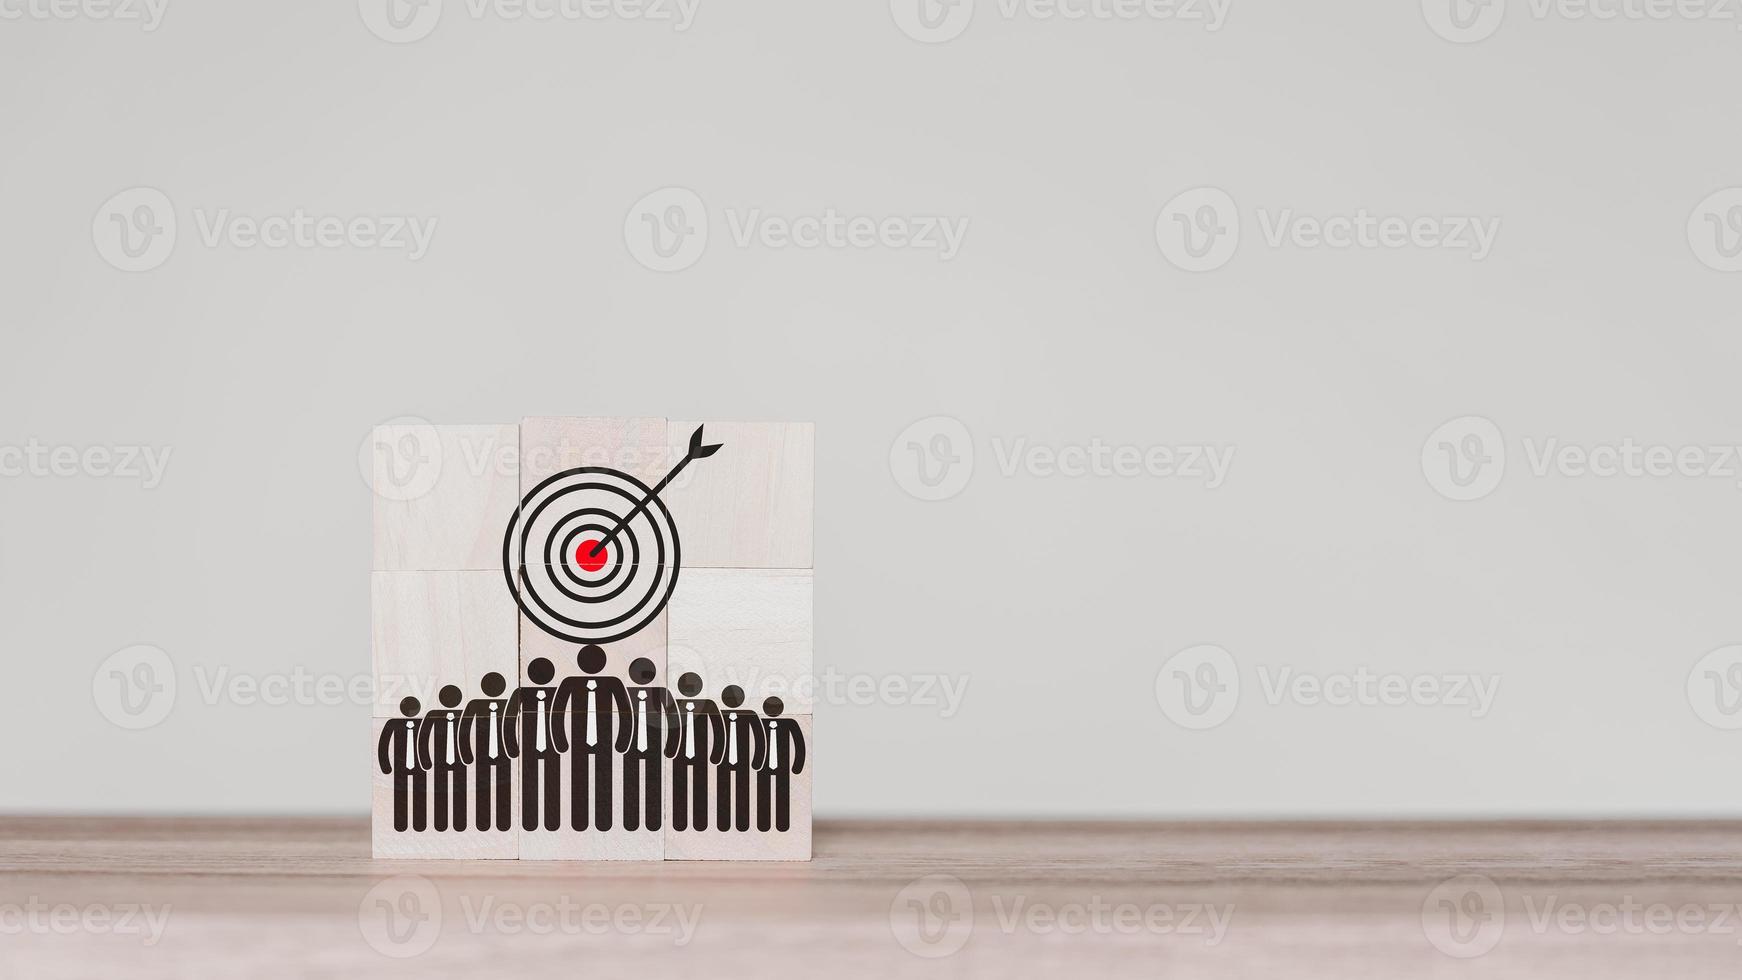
576;644;606;674
527;657;555;685
480;672;506;697
721;685;745;708
399;696;421;717
439;685;462;709
763;696;785;717
677;672;703;697
629;657;657;685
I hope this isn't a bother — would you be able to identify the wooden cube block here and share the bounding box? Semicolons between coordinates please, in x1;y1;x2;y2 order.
521;611;666;697
665;714;810;861
372;423;518;571
662;420;813;569
372;716;520;859
371;570;518;718
519;416;670;489
507;708;667;862
668;568;813;714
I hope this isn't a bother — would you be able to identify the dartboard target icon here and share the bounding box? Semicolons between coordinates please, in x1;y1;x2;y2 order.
502;427;721;645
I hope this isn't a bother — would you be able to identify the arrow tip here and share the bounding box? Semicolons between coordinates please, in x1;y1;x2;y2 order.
689;424;723;459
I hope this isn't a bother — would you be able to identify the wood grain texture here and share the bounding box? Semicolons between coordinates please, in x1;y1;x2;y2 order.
371;571;518;717
512;712;666;862
4;818;1742;978
519;416;669;489
371;424;519;572
520;610;666;698
665;715;811;862
371;718;519;859
663;420;813;569
668;568;813;714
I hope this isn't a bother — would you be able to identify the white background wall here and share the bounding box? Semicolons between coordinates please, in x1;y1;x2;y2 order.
3;0;1741;816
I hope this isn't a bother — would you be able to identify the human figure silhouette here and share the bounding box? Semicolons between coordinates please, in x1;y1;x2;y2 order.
377;696;426;832
418;685;468;832
459;672;512;832
622;657;677;832
756;697;806;832
504;658;564;831
715;685;765;832
670;672;724;831
552;645;630;830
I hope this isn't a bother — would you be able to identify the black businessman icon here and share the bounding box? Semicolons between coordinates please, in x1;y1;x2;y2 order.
378;696;426;832
623;657;678;832
459;672;512;832
715;685;766;832
505;657;563;832
756;696;805;832
418;685;468;832
553;644;632;831
670;671;724;832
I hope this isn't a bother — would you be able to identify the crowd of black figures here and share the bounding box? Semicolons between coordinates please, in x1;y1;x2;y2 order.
376;645;807;835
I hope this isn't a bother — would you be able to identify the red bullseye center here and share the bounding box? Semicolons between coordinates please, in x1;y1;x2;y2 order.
575;539;609;572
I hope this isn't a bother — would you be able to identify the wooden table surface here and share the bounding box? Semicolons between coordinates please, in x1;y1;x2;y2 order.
3;816;1740;977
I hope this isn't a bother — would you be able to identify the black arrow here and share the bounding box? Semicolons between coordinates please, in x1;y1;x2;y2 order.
589;424;723;558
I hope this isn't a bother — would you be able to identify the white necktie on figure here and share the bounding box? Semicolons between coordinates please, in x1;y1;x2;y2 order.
403;720;415;769
636;690;648;752
726;712;737;765
684;703;696;760
487;703;500;759
446;712;457;765
767;720;779;769
535;690;548;753
586;679;598;747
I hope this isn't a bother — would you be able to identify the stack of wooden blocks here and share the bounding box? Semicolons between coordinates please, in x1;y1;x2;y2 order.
371;417;813;861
